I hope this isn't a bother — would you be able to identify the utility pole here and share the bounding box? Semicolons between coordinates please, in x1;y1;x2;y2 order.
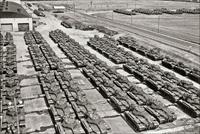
135;0;137;9
183;0;187;27
112;11;113;20
90;0;93;8
157;0;160;33
73;0;75;16
83;14;86;23
131;14;133;24
106;0;108;9
132;0;133;8
158;15;160;33
95;15;98;26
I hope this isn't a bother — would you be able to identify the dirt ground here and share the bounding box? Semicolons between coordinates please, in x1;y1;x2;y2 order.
92;11;200;44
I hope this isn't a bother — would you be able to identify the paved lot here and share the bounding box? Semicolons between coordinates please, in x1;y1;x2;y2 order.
13;32;55;134
34;12;200;133
8;2;200;133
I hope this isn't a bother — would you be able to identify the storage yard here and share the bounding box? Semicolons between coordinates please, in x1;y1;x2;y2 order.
0;0;200;134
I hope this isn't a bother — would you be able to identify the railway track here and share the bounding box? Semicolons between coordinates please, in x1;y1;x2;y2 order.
76;11;200;57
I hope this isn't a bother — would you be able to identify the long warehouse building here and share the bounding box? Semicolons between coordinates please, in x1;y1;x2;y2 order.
0;0;33;31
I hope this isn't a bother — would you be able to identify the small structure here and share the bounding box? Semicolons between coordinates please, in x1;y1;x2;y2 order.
53;5;65;13
0;0;33;31
32;13;40;26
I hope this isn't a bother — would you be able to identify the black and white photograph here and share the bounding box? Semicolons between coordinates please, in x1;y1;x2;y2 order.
0;0;200;133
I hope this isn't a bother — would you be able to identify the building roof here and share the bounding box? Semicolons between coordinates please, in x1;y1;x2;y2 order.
0;1;31;18
53;6;65;9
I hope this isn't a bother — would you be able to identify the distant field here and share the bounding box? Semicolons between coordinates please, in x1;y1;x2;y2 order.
92;12;200;43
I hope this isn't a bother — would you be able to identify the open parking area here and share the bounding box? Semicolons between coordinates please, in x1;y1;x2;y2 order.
0;0;200;133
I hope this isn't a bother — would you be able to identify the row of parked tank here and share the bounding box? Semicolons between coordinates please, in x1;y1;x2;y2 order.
24;31;111;134
0;33;25;134
61;21;118;36
0;33;17;75
113;8;200;15
61;20;94;31
60;18;200;119
33;9;45;17
24;31;60;71
87;35;200;118
113;9;136;15
48;29;182;132
0;32;14;46
118;36;200;84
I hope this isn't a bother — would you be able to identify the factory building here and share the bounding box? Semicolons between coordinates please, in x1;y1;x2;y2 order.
0;0;33;32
